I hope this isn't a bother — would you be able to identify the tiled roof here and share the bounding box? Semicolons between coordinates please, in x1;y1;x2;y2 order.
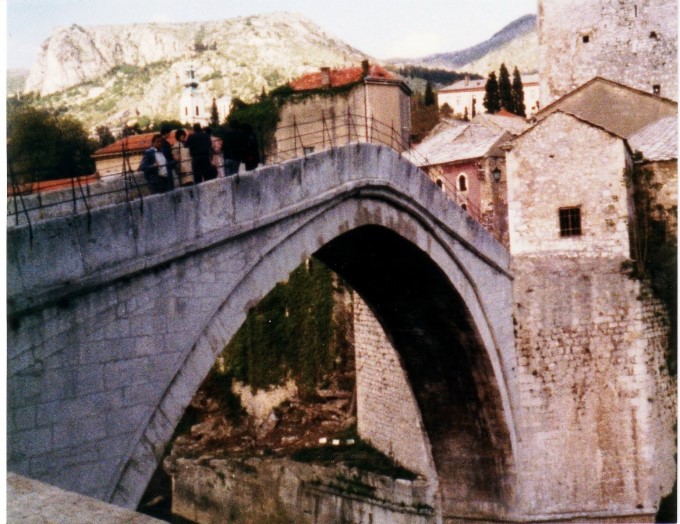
629;116;678;161
406;119;509;167
472;112;529;135
438;74;540;93
289;64;399;91
438;78;486;92
93;131;188;157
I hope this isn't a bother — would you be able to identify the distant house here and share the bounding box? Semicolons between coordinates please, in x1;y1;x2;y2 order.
92;131;189;177
407;112;528;245
437;73;541;119
270;60;412;162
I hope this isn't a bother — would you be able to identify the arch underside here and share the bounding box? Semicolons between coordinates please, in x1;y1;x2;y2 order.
316;226;514;516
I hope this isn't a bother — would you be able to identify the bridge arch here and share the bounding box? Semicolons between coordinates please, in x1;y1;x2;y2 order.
8;144;519;520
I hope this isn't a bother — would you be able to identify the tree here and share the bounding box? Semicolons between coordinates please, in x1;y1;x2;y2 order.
512;66;526;117
483;72;501;114
410;91;440;143
440;102;453;119
498;63;513;113
210;98;220;127
424;80;436;106
95;125;115;148
7;97;96;184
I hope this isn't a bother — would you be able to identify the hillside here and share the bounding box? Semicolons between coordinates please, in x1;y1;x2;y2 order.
390;14;538;77
23;13;367;130
7;69;30;96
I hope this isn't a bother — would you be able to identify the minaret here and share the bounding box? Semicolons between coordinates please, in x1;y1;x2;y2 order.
179;63;209;125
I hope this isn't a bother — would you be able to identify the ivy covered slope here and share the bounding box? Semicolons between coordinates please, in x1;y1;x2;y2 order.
25;12;367;130
219;257;354;397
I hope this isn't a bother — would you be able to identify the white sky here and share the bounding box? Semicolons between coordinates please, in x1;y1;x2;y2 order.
7;0;537;70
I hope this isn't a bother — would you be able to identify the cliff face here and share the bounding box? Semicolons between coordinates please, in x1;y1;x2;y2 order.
24;13;367;129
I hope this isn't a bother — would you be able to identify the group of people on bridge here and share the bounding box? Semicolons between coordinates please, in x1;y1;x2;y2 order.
139;122;259;193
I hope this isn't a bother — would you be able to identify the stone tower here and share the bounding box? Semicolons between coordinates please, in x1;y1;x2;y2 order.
179;64;210;126
537;0;677;105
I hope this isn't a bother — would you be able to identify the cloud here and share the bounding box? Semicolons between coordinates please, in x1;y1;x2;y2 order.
382;31;448;59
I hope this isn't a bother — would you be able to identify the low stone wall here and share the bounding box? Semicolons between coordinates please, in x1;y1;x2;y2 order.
7;171;151;227
7;473;163;523
167;457;435;524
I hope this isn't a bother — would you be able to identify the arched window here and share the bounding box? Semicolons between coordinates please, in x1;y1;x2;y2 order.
195;106;199;116
184;107;188;116
458;174;467;192
436;179;444;190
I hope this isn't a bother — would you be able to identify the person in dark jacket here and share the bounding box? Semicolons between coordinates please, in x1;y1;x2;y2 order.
139;134;172;193
185;123;213;184
221;123;245;176
241;124;260;171
159;124;176;190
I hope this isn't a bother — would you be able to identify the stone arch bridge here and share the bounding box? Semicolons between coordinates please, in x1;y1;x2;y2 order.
8;144;666;522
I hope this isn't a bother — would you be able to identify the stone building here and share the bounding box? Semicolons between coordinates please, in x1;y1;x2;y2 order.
538;0;678;105
503;107;676;519
407;112;528;246
437;74;541;118
270;61;412;163
629;115;678;236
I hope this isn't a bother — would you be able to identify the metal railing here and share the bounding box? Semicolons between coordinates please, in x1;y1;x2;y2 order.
7;112;498;239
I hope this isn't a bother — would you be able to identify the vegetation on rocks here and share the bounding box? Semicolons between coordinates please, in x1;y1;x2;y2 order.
220;257;351;397
625;156;677;375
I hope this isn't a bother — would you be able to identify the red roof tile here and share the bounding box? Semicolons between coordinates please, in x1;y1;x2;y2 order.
93;130;190;157
496;108;524;118
289;64;398;91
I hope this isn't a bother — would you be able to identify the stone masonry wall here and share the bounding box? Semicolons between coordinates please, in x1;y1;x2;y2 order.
507;111;632;257
511;257;676;517
538;0;677;105
353;293;438;485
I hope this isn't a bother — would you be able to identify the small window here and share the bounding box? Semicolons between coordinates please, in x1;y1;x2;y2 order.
303;146;315;155
436;179;444;189
195;106;199;116
653;84;661;95
461;203;467;211
184;107;188;116
559;207;582;237
458;174;467;192
649;31;658;39
582;35;590;43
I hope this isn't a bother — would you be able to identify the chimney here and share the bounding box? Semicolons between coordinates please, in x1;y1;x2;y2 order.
361;59;370;77
464;75;469;86
320;67;331;87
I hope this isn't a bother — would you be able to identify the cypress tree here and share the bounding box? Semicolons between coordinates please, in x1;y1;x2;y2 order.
424;80;436;106
210;98;220;127
512;66;526;117
498;63;513;113
483;72;500;114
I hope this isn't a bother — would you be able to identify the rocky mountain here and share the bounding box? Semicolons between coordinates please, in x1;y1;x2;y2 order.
19;12;538;131
390;15;538;77
23;13;367;130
